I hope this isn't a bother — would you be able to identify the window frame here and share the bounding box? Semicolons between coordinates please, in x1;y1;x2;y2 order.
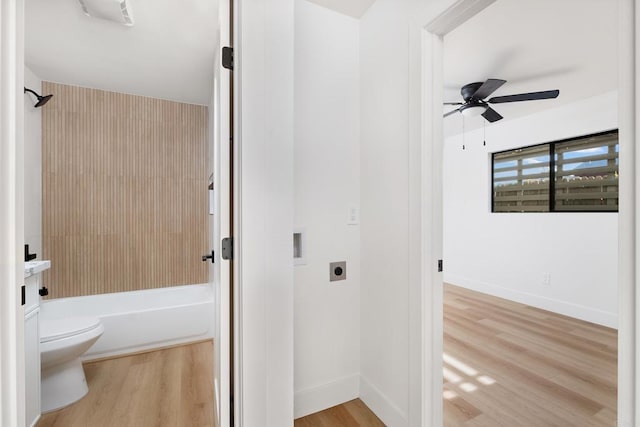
491;129;619;213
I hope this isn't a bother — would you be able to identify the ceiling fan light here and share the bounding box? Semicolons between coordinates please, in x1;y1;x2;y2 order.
460;104;487;118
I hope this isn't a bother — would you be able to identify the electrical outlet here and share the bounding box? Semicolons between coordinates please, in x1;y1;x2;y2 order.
330;261;347;282
542;273;551;286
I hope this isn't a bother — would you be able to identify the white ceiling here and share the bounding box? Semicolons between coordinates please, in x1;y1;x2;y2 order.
443;0;618;135
304;0;376;19
25;0;616;112
25;0;219;105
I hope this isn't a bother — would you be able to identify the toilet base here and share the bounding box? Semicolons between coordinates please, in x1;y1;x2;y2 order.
41;358;89;413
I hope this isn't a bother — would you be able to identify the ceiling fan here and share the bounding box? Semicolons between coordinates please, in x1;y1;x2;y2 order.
444;79;559;123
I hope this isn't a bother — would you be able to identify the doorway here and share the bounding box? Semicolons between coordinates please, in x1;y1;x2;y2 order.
423;0;637;426
440;1;619;424
21;0;228;425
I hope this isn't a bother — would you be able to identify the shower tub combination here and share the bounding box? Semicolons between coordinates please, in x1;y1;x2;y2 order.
40;284;214;361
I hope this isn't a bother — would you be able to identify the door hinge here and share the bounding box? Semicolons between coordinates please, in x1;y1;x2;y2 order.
222;237;234;260
222;47;234;70
21;285;26;306
438;259;443;273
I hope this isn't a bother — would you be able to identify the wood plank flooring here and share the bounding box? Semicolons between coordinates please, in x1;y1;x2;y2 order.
37;341;215;427
443;284;617;427
36;287;617;427
294;399;384;427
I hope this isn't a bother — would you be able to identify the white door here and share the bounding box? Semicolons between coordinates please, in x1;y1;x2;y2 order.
0;0;27;425
212;0;233;425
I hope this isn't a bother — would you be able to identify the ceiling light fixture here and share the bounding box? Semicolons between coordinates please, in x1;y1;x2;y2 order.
459;104;487;118
78;0;135;27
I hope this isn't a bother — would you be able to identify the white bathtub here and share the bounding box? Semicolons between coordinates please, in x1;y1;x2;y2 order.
40;284;214;361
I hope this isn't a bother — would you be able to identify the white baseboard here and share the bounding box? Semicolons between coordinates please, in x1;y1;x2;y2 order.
294;374;360;419
359;376;408;426
445;274;618;329
82;336;213;362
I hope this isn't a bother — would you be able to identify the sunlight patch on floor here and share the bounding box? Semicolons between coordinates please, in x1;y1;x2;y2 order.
442;352;496;398
477;375;496;385
443;353;478;376
443;367;462;384
459;382;478;392
443;390;458;400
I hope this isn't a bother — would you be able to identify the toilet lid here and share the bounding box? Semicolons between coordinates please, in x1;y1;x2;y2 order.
40;316;102;343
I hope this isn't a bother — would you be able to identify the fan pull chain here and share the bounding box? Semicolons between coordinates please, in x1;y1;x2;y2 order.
483;121;486;146
462;116;466;150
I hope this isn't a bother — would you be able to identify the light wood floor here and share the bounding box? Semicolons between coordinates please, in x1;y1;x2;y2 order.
444;284;617;427
37;341;215;427
294;399;384;426
36;287;617;427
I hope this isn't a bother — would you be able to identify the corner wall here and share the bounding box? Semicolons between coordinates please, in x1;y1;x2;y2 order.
358;0;466;424
293;1;361;418
444;91;619;328
359;1;414;424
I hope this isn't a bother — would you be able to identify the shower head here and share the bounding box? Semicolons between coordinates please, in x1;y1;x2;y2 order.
24;87;53;108
34;94;53;107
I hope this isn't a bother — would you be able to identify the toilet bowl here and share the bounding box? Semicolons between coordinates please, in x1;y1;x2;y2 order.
40;316;104;413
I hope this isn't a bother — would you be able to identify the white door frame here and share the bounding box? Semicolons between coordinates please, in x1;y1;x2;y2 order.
0;0;26;426
421;1;639;426
616;1;639;424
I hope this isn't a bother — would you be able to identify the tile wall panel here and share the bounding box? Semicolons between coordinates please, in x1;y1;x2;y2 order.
42;82;208;298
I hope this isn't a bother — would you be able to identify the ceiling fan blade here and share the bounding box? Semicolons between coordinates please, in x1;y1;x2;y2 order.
472;79;506;100
481;107;503;123
488;89;559;104
444;102;464;105
443;108;460;118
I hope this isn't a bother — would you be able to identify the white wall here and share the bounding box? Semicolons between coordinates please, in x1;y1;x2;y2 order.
24;67;42;258
237;0;294;424
359;1;418;424
293;1;360;418
444;91;619;328
358;0;456;425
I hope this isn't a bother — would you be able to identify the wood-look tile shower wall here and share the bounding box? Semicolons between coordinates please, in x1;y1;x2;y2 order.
42;82;209;298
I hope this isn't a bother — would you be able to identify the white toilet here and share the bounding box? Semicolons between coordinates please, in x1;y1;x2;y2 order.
40;316;104;413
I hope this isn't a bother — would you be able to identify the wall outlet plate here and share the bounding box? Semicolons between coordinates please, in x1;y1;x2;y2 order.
330;261;346;282
347;205;360;225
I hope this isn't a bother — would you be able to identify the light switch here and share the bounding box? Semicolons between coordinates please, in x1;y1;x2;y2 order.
348;205;359;225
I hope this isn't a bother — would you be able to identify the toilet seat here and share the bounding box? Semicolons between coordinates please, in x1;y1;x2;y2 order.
41;317;102;343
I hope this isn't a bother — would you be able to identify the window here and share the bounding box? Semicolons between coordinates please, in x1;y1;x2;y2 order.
493;144;551;212
492;130;619;213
